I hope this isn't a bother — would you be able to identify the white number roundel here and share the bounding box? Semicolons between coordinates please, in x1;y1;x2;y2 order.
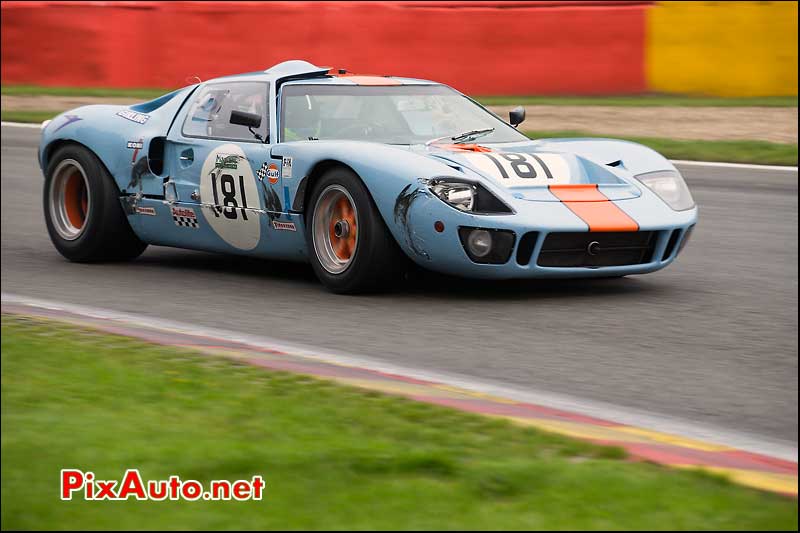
200;144;262;250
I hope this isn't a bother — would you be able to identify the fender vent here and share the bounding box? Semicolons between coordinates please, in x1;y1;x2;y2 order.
148;136;166;176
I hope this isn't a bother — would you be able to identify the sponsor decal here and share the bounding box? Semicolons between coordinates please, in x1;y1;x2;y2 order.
171;206;199;228
256;162;280;185
128;139;144;164
281;157;293;179
135;206;157;216
272;220;297;232
116;110;150;124
268;164;280;184
213;154;244;171
53;114;82;132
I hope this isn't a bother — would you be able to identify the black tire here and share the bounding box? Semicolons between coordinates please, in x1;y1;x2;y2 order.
306;167;405;293
43;144;147;262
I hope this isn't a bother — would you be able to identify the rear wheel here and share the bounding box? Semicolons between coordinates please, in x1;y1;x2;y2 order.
44;145;147;262
307;167;403;293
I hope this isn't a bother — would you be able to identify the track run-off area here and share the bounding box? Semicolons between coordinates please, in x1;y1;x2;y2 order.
2;124;797;461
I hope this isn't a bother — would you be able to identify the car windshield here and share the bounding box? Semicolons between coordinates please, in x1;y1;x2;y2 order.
280;84;528;145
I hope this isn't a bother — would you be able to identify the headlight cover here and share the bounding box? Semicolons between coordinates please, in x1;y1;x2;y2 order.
635;170;695;211
428;178;513;214
430;181;475;211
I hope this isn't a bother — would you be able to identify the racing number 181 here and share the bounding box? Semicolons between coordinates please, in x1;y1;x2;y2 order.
211;173;249;220
482;153;553;180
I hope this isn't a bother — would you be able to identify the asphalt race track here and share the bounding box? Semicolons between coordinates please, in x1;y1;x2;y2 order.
2;124;797;444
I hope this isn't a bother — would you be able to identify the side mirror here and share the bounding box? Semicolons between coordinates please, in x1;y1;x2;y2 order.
509;106;526;128
230;110;262;128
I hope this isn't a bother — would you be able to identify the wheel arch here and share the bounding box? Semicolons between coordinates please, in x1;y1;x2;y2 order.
296;158;416;261
295;159;360;215
278;142;464;264
42;139;121;194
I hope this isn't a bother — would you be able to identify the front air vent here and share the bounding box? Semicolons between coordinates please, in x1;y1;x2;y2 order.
537;231;657;268
661;229;681;261
516;232;539;265
677;225;695;256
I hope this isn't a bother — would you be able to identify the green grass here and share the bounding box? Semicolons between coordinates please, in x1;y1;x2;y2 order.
1;315;797;530
526;130;798;166
477;95;798;107
1;108;794;166
1;85;169;99
3;85;796;107
1;110;62;124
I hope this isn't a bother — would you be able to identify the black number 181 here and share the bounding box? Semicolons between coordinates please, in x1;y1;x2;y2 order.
211;173;249;220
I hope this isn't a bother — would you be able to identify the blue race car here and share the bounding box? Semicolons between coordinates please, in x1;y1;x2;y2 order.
39;60;697;293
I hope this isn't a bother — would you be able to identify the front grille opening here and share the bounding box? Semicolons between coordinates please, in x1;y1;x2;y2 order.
516;232;539;265
661;229;681;261
677;225;695;256
537;231;657;268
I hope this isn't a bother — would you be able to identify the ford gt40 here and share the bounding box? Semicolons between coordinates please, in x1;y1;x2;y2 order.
39;60;697;293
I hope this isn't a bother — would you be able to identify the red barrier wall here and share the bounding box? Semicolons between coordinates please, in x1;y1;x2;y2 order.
0;1;648;95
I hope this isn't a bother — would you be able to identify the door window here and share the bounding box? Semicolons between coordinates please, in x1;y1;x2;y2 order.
182;82;269;143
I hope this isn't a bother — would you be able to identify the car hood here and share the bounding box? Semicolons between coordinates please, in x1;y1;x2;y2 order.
415;143;642;202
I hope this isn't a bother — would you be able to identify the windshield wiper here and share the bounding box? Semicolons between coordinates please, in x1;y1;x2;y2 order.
425;127;495;147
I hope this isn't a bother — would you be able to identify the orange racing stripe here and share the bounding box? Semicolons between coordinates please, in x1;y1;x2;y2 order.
341;75;402;86
435;143;492;152
549;184;639;232
328;70;402;86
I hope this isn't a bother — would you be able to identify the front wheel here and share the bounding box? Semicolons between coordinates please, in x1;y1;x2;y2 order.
306;167;404;293
44;144;147;262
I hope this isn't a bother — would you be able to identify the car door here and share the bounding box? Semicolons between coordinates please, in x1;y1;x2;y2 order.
163;81;272;253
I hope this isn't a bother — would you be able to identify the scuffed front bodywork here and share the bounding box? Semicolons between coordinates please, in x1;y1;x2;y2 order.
393;182;433;260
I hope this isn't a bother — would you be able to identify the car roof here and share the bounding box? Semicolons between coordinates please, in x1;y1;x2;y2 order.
205;60;438;88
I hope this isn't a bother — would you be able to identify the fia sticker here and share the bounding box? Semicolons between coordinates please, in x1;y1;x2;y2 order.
281;157;293;179
171;206;199;228
272;220;297;232
135;206;156;216
116;110;150;124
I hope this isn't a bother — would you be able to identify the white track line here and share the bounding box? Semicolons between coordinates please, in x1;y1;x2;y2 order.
1;121;42;129
2;292;796;462
672;159;798;172
1;121;798;172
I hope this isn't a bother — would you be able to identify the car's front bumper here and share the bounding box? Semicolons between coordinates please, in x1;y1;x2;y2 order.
397;191;698;279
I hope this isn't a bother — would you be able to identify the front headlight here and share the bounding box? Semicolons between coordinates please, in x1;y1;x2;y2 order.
635;170;695;211
430;181;475;211
428;179;513;214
